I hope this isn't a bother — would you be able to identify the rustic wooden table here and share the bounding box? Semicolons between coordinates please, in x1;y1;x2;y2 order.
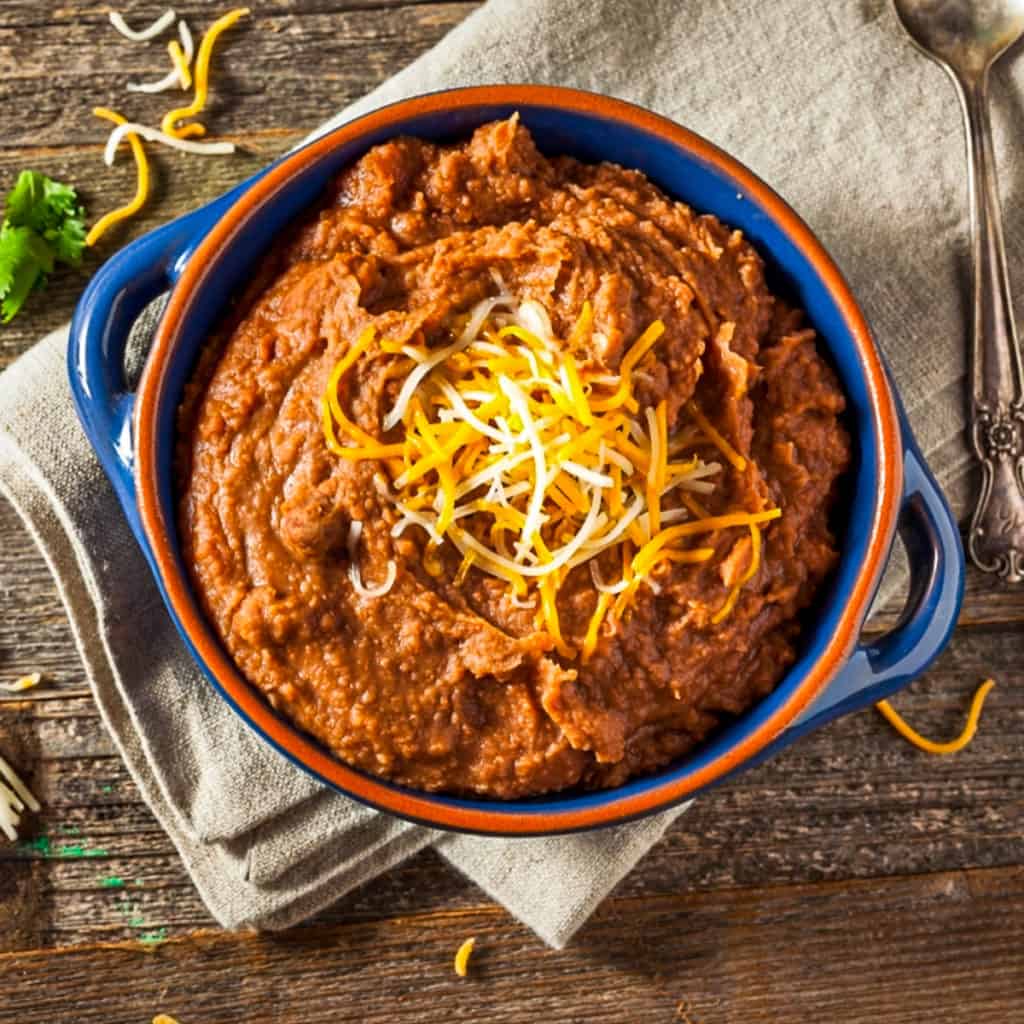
1;3;1021;1022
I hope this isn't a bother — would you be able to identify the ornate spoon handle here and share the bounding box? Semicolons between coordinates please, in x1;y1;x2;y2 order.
960;72;1024;582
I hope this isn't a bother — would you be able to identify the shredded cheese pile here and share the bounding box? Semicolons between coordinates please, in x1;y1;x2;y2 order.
88;8;248;247
323;293;780;660
0;749;40;842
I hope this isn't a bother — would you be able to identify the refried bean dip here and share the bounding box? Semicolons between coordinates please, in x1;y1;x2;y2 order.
178;117;850;797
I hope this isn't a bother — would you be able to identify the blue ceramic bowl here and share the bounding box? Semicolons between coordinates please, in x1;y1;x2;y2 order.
68;86;964;835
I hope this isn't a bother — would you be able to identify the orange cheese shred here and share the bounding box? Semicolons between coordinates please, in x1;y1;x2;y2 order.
711;524;761;624
875;680;995;755
686;401;747;473
454;937;476;977
581;591;614;662
86;108;150;246
161;8;250;139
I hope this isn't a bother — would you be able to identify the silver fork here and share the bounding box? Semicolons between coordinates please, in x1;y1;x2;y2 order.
892;0;1024;580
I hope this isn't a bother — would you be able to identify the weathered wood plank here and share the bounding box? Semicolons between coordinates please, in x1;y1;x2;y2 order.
3;866;1021;1024
0;494;90;693
0;0;477;368
1;4;1022;1020
0;2;477;148
1;615;1019;952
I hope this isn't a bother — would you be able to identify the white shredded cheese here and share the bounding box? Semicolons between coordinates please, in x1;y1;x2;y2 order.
126;19;195;93
382;294;514;432
589;559;630;595
126;68;181;94
178;18;194;63
104;122;235;165
347;521;397;598
517;299;554;345
109;9;176;42
0;751;40;842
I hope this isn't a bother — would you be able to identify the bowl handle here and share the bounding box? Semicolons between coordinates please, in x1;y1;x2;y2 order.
756;430;965;763
68;186;247;520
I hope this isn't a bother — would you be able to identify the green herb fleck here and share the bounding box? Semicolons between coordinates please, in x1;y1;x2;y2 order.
0;170;86;323
17;834;51;856
55;843;108;858
100;876;126;889
101;784;114;794
59;824;81;836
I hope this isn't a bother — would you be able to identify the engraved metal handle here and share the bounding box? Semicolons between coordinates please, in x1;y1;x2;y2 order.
959;70;1024;581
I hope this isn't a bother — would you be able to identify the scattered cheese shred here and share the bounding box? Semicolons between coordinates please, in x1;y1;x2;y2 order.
178;20;194;65
875;679;995;754
86;108;150;247
0;749;41;842
454;937;476;977
127;19;195;93
152;1016;182;1024
168;38;193;90
126;67;183;95
322;296;780;656
0;672;42;693
161;8;250;139
109;9;177;42
102;121;235;166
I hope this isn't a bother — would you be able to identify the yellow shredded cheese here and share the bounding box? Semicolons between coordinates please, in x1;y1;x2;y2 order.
0;672;42;693
161;7;250;139
454;937;476;977
686;400;747;473
589;319;665;413
712;524;761;624
168;38;193;90
875;680;995;754
582;591;614;661
86;108;150;246
321;295;781;655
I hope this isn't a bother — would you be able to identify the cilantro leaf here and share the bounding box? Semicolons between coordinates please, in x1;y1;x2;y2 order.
48;213;86;266
4;171;45;229
0;171;86;323
0;225;48;323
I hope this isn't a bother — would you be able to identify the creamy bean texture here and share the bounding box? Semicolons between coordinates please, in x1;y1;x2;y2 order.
178;118;850;797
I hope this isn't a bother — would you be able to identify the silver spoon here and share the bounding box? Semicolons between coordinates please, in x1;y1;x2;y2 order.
892;0;1024;581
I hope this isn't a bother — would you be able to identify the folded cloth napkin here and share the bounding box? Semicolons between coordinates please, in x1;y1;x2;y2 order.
1;0;1012;946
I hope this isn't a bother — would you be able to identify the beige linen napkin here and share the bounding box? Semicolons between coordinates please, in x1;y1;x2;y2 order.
1;0;1010;946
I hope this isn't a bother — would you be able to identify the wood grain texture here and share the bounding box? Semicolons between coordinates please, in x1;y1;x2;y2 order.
3;868;1022;1024
0;0;479;371
0;2;1021;1021
1;623;1020;952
